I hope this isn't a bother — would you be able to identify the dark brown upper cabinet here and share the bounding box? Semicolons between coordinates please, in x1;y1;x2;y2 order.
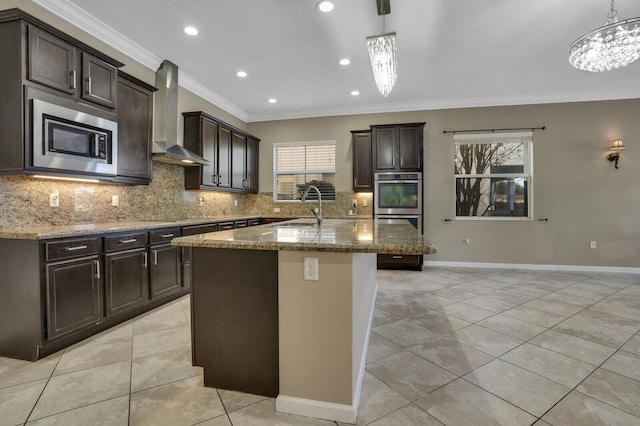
351;130;373;192
183;111;260;193
372;123;425;172
114;71;156;184
81;53;117;108
232;132;260;193
26;23;119;109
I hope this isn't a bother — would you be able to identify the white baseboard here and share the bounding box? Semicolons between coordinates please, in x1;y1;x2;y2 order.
276;395;356;423
424;260;640;274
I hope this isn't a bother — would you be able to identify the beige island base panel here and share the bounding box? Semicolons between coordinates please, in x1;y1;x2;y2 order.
276;250;378;423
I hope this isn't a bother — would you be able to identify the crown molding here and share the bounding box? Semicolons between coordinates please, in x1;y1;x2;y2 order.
31;0;249;122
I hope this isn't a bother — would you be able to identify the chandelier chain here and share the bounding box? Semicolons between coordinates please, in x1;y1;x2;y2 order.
608;0;617;20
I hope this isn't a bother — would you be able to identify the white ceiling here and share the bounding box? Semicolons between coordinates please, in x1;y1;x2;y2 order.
34;0;640;122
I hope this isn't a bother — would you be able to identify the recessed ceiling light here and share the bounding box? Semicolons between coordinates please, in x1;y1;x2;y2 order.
316;1;334;13
268;98;277;104
351;90;360;96
236;71;248;78
183;26;199;36
339;58;351;66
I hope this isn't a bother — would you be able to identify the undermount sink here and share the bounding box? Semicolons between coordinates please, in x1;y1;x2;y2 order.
274;222;318;227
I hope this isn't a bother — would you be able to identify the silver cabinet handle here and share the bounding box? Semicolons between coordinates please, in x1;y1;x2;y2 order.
400;157;404;167
143;252;148;268
354;177;357;187
119;238;137;244
247;179;250;188
392;255;403;259
153;250;158;265
161;234;174;238
64;245;88;252
85;77;92;95
69;70;76;89
212;174;218;184
392;157;395;167
94;260;100;279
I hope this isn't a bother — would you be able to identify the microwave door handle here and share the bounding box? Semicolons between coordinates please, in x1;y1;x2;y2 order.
94;134;100;157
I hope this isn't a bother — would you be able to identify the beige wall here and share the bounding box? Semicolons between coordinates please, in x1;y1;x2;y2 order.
249;100;640;268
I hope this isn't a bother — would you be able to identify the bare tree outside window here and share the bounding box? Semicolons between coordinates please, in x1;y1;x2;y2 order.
454;133;532;219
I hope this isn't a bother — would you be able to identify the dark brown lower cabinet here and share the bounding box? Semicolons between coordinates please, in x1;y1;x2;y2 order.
150;244;182;299
104;248;148;317
377;254;423;271
45;256;101;339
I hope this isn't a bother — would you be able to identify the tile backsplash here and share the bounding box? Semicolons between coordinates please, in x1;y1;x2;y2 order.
0;162;245;228
0;162;372;229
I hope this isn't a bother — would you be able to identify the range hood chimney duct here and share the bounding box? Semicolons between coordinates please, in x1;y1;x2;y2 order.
152;60;210;166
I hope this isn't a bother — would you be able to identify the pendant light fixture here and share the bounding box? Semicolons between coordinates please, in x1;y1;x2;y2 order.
569;0;640;72
366;0;397;96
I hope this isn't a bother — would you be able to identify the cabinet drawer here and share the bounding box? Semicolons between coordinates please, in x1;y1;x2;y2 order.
149;227;181;245
104;232;148;252
45;237;100;261
377;254;421;265
218;222;235;230
182;223;219;236
248;218;261;227
234;220;248;228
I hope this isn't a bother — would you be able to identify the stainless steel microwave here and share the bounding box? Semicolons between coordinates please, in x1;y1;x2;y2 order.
32;99;118;176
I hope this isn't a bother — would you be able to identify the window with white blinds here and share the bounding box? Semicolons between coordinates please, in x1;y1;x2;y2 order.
454;132;533;219
273;141;336;201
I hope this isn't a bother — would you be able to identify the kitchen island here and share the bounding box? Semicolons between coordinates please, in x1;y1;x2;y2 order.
172;218;436;423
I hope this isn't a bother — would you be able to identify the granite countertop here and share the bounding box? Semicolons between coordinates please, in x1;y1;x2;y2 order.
171;218;437;255
0;215;262;240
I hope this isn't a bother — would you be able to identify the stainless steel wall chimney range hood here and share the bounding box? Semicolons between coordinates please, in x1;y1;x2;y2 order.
152;60;210;166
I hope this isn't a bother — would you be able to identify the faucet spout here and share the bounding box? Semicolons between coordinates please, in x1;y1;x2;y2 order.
301;185;322;225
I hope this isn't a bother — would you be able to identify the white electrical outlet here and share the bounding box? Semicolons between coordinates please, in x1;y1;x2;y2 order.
362;198;367;207
234;199;238;207
463;238;470;246
199;196;205;207
112;195;119;206
590;241;597;249
49;191;59;208
274;207;281;213
304;257;319;281
352;199;358;208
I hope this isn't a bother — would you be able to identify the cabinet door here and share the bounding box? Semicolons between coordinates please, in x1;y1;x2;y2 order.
45;256;100;339
374;127;396;171
81;53;117;109
116;74;152;182
28;26;76;94
398;126;422;170
150;245;181;299
201;118;218;187
352;131;372;191
246;137;259;193
104;249;148;317
231;132;247;190
217;126;232;188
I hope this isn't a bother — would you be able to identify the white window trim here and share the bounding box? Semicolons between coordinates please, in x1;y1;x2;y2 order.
273;140;336;203
453;132;534;221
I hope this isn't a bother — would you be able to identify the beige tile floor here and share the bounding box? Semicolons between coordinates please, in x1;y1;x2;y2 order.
1;267;640;425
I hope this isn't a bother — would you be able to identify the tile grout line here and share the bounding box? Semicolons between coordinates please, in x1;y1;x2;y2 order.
22;348;65;425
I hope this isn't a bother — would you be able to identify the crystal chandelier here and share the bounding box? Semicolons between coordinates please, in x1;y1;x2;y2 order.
569;0;640;72
367;0;397;97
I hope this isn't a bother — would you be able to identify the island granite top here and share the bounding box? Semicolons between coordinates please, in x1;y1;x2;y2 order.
171;218;437;255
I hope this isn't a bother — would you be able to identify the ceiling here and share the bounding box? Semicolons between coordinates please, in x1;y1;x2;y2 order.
34;0;640;122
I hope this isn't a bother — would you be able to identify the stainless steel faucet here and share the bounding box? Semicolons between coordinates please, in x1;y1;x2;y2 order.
301;185;322;225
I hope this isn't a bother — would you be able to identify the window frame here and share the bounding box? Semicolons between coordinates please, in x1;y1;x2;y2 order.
453;132;534;221
272;140;337;203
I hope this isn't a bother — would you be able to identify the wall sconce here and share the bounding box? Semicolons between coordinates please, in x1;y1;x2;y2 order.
607;139;625;169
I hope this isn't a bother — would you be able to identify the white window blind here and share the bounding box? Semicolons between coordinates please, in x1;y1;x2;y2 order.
453;132;533;219
273;141;336;201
